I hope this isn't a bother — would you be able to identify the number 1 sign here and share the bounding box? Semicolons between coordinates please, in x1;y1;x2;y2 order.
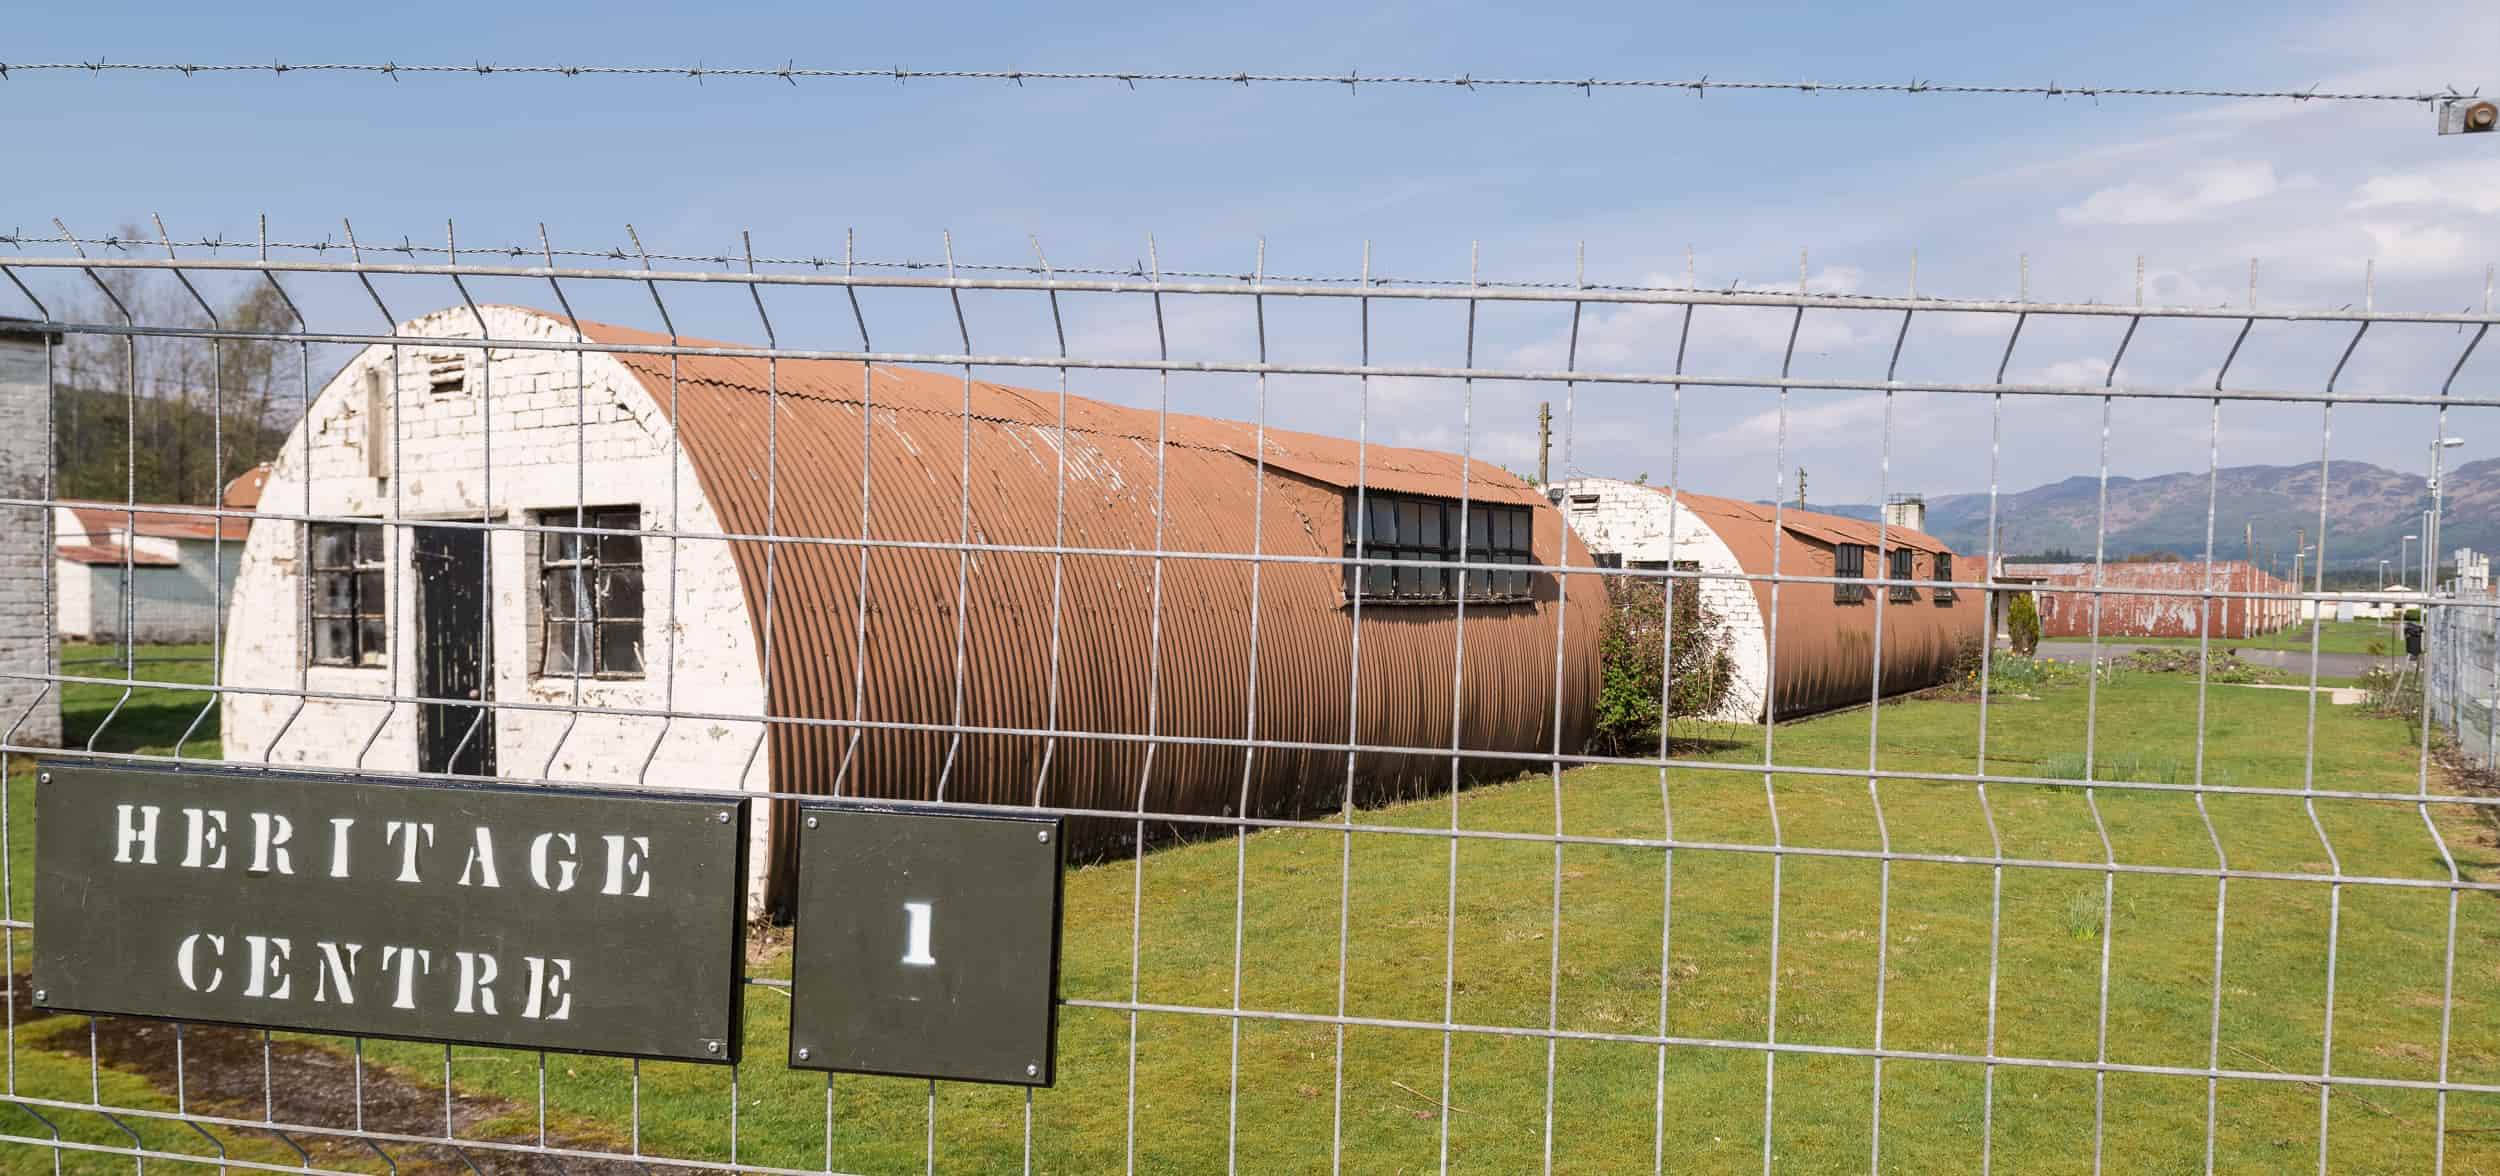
786;804;1064;1086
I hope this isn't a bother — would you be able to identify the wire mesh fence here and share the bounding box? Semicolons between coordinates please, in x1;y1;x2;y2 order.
2429;595;2499;774
0;234;2497;1174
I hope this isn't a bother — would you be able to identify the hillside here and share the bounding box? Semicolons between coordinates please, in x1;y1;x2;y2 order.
1807;458;2500;570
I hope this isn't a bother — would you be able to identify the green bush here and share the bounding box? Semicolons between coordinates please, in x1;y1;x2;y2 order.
2008;591;2041;656
1589;574;1737;755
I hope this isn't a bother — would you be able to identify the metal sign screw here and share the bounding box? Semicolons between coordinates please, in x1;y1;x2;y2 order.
31;990;45;1003
36;773;50;786
1025;1062;1039;1077
796;1047;811;1061
705;1040;721;1055
806;815;819;828
1036;828;1050;843
716;811;732;823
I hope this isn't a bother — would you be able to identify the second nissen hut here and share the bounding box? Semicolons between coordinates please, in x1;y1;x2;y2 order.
221;306;1602;913
1550;477;1982;721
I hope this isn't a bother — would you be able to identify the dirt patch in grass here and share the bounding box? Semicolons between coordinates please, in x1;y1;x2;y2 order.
19;981;669;1176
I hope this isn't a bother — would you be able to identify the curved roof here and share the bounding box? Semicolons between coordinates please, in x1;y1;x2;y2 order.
1625;484;1980;719
527;311;1601;908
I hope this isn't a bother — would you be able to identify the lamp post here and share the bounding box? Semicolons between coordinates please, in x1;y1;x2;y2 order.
2430;438;2466;594
2403;533;2418;591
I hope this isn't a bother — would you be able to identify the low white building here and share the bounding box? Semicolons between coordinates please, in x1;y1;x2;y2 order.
2305;588;2423;621
54;501;249;643
0;319;60;746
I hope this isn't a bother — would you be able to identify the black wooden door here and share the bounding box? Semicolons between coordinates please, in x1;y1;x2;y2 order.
415;525;494;776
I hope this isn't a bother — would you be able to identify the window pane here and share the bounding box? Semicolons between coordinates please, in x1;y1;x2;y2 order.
597;567;643;621
355;571;385;616
1504;569;1528;597
355;523;386;564
313;619;353;664
357;620;388;665
542;568;584;620
1365;563;1392;597
1469;506;1489;550
1419;503;1442;550
1397;502;1422;549
314;571;354;615
1393;562;1418;598
598;526;642;566
545;529;581;565
1369;499;1396;546
599;623;645;675
312;526;351;570
544;622;582;676
1420;564;1444;597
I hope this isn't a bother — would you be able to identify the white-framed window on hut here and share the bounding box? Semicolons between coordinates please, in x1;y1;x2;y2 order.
1342;491;1536;604
308;520;388;667
534;506;646;679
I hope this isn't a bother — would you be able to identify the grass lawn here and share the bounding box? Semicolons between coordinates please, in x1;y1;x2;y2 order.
6;653;2500;1173
2113;619;2401;658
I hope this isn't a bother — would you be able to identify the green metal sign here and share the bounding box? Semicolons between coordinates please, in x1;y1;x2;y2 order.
33;761;748;1063
788;804;1063;1086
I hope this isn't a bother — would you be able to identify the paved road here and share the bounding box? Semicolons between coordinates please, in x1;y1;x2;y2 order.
2035;640;2386;681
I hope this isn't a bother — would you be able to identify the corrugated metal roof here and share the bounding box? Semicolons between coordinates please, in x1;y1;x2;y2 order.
1630;485;1982;719
223;464;270;511
55;542;178;568
59;502;252;543
549;312;1600;912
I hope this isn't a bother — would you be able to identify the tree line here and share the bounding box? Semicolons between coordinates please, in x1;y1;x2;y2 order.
47;268;304;505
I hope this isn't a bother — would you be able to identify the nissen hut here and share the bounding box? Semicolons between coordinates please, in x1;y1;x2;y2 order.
1549;477;1982;721
222;306;1602;914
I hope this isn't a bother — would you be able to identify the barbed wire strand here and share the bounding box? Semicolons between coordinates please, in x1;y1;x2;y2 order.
0;60;2477;104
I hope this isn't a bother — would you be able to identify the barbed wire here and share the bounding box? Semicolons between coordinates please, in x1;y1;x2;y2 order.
0;60;2476;104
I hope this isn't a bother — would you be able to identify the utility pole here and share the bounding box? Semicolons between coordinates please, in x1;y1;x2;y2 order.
1796;466;1808;509
1536;401;1551;486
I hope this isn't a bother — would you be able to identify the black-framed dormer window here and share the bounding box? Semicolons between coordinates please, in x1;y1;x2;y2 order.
1343;491;1536;604
1889;547;1919;603
1834;543;1869;604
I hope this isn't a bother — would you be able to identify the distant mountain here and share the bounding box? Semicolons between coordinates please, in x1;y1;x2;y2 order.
1801;458;2500;569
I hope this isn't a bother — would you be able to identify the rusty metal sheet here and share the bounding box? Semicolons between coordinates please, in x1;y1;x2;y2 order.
2028;560;2292;639
33;760;748;1063
572;315;1602;913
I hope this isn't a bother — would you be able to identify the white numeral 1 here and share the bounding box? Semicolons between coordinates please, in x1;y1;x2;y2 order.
901;901;936;967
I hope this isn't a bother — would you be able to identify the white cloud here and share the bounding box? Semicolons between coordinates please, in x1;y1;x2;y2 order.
2351;160;2500;216
2056;161;2288;226
1700;394;1890;454
2356;221;2476;274
2027;358;2113;387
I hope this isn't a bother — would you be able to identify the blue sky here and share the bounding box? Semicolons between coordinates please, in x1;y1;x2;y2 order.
7;0;2499;540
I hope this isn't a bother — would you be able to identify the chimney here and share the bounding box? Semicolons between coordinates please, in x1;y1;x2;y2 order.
1881;492;1926;534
